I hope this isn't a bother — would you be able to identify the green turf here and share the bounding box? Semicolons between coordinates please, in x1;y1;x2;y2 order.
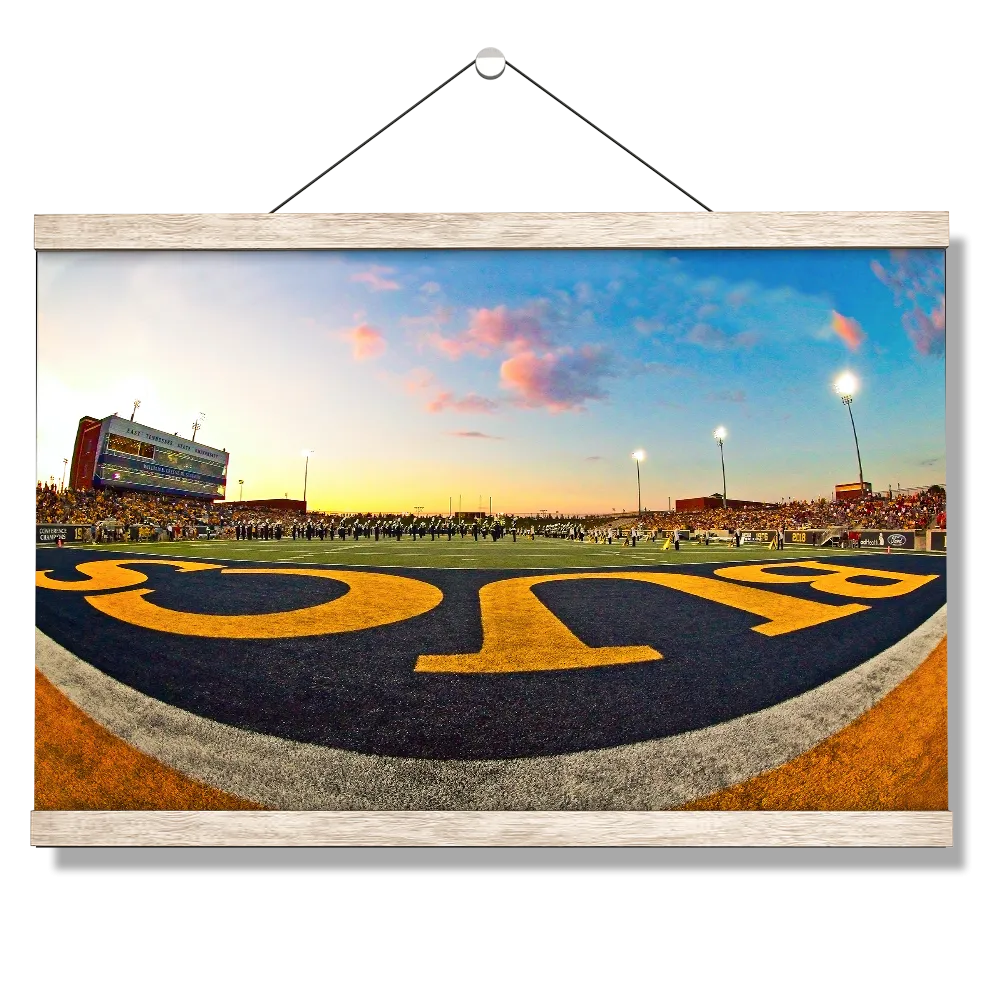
50;537;894;570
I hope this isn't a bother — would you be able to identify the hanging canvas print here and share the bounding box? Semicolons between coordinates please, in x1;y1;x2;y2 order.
32;212;950;845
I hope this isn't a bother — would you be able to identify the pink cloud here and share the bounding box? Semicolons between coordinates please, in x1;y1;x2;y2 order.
350;266;401;292
904;306;947;357
402;368;500;415
447;431;504;440
426;334;465;360
429;305;548;359
871;251;945;356
344;323;386;360
830;311;866;351
426;391;499;414
499;346;613;412
404;367;435;393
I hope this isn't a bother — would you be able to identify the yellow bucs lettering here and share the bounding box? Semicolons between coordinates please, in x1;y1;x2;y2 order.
37;558;938;672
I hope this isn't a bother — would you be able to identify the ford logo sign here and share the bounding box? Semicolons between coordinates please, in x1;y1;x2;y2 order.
887;533;907;547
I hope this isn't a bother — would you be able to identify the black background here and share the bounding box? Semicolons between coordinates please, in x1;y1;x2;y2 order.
29;29;969;828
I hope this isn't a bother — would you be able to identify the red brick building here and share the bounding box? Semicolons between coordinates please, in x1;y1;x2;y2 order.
675;495;770;512
834;481;871;500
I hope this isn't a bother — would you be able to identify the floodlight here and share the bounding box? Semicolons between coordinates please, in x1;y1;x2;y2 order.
834;372;858;397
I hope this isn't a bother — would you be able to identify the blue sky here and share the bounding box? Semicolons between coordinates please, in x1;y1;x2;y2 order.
37;248;945;513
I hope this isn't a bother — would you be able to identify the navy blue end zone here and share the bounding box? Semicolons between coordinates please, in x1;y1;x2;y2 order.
35;549;946;760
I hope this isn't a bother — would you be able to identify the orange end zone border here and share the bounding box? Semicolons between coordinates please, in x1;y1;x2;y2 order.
34;637;946;814
35;669;260;811
682;637;947;811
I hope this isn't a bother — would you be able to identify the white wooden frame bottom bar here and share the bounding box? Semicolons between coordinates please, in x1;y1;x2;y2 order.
31;811;952;847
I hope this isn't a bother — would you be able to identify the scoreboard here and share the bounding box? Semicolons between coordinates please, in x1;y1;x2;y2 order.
70;415;229;500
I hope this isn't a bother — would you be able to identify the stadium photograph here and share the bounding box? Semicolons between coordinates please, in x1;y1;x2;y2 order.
35;246;946;812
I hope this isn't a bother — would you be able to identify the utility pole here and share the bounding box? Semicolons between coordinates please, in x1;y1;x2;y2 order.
302;451;313;506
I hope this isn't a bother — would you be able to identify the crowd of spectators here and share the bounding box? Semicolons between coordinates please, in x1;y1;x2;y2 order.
613;487;946;534
36;482;946;542
36;483;227;535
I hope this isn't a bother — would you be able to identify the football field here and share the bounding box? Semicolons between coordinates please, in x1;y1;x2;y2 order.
48;536;931;570
35;539;947;812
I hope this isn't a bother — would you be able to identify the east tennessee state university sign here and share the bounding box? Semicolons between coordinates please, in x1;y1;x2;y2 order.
36;550;943;779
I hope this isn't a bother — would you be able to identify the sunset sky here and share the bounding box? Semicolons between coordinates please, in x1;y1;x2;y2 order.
37;248;945;514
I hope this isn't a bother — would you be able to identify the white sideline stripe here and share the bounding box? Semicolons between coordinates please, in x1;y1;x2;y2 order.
35;606;946;810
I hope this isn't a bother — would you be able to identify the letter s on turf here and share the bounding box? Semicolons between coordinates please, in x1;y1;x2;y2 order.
38;560;443;639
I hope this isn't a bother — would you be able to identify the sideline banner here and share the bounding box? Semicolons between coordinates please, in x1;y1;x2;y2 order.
36;524;90;544
784;529;825;545
742;530;778;544
859;530;916;550
928;530;947;552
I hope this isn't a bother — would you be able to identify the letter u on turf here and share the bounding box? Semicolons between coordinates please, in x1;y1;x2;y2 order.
415;572;870;674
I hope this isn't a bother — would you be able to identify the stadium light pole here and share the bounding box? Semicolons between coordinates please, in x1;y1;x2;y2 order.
834;372;866;494
631;450;645;513
302;450;313;507
713;427;728;508
191;411;205;441
238;479;244;501
131;399;140;422
61;458;68;492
